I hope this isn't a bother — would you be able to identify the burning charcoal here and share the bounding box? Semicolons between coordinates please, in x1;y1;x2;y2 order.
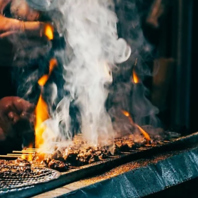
48;159;68;172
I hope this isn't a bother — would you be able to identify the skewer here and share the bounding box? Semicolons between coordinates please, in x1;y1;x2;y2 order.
7;154;29;156
0;155;18;158
12;151;35;154
25;148;37;151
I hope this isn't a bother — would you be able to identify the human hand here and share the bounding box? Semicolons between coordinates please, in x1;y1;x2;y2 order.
0;97;34;141
0;0;53;67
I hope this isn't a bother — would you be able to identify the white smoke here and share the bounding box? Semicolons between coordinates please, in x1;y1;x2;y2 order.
40;0;131;151
107;0;161;137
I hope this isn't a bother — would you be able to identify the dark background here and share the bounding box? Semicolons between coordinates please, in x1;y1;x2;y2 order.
0;0;197;136
139;0;198;135
190;0;198;133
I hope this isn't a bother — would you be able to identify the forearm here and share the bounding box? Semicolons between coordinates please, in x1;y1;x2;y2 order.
0;15;46;37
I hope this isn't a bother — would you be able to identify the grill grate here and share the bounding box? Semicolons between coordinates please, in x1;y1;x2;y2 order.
0;164;60;191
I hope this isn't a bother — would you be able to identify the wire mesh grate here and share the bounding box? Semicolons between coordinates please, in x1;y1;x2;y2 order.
0;163;60;191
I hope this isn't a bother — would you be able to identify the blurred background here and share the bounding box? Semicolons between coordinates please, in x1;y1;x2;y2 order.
133;0;197;135
0;0;197;138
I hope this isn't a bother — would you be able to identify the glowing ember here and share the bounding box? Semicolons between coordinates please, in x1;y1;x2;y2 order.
35;59;58;148
44;24;54;40
132;70;140;84
122;110;151;143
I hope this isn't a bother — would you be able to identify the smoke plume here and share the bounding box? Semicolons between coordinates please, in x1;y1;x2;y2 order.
14;0;161;153
39;0;131;152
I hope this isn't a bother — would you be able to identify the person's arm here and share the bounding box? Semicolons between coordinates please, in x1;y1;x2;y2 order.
0;0;53;67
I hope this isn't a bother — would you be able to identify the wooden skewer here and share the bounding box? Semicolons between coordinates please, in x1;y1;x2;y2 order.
7;154;29;156
12;151;35;154
25;148;37;151
0;152;34;158
0;155;18;158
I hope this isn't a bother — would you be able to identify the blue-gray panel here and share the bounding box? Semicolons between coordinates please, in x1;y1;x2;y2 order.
60;148;198;198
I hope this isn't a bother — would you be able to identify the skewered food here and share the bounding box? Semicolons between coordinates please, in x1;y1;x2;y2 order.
48;159;68;172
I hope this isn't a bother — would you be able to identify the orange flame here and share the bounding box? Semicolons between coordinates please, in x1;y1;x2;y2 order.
27;144;33;161
122;110;131;118
136;125;151;143
21;154;26;160
122;110;151;143
132;70;140;84
35;95;49;148
35;59;58;148
38;59;57;86
44;24;54;40
122;110;134;124
21;144;33;161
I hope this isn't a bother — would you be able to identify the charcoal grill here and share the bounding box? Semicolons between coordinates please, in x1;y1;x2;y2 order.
1;132;198;198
